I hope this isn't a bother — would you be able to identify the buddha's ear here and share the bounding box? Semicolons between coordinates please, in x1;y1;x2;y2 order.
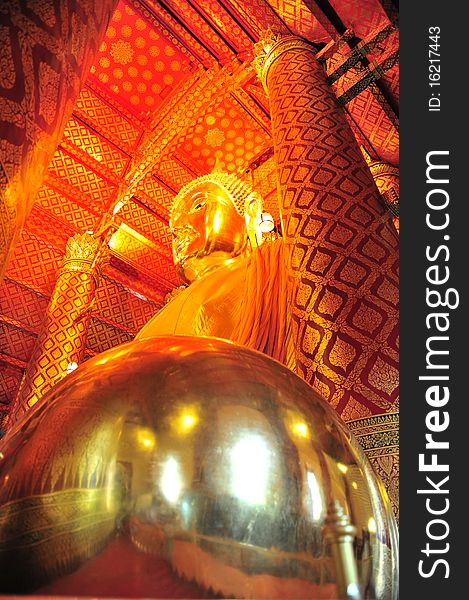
244;192;263;220
244;193;265;248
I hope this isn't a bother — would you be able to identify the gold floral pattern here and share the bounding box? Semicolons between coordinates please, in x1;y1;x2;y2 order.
204;128;226;147
110;39;134;65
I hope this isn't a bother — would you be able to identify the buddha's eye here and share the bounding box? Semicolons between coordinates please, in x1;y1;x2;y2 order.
192;199;206;212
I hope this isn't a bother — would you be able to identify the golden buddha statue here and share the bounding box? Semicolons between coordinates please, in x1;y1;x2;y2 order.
137;165;399;520
137;169;296;369
0;167;398;600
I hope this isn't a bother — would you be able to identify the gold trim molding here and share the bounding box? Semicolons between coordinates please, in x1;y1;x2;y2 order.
369;161;399;179
347;412;399;457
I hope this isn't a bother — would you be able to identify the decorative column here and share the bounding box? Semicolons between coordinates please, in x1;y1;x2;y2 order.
8;233;105;425
0;0;117;279
255;33;399;516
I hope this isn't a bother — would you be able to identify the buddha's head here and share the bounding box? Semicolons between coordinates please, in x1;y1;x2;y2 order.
170;171;263;284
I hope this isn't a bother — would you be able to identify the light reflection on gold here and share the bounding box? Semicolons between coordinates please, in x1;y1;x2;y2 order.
212;208;223;234
230;434;270;505
66;361;78;374
292;420;309;439
160;456;183;504
108;224;126;252
368;517;377;534
94;356;110;366
179;411;198;433
94;346;129;366
105;462;117;511
112;199;125;216
352;481;358;490
137;428;156;450
284;409;311;441
170;406;199;434
109;223;158;255
337;462;348;474
306;471;323;521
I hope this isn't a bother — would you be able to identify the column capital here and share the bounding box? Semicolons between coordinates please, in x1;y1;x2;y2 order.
60;232;106;283
361;147;400;218
253;30;316;92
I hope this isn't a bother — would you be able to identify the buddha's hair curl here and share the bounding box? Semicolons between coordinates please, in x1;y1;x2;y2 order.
170;171;257;223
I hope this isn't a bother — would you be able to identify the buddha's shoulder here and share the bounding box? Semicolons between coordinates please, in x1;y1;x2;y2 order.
136;258;248;339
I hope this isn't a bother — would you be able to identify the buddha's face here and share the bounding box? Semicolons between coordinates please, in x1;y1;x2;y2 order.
170;182;247;283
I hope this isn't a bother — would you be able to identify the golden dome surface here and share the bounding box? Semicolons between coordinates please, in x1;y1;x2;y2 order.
0;335;397;599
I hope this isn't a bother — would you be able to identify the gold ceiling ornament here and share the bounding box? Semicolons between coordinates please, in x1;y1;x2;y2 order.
253;30;317;93
110;39;134;65
204;127;225;147
64;232;101;261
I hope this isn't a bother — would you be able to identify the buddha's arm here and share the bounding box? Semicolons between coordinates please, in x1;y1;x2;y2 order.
136;260;248;341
